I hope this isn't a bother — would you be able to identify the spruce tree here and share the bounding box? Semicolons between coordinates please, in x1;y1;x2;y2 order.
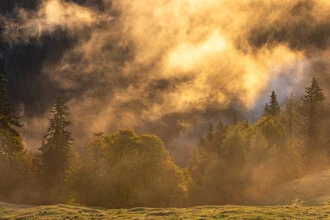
198;137;206;150
216;120;228;135
301;77;325;147
214;120;228;145
286;93;294;138
269;91;280;116
0;73;23;159
263;91;280;117
262;103;270;117
39;96;73;184
233;110;238;125
0;74;27;202
207;122;214;143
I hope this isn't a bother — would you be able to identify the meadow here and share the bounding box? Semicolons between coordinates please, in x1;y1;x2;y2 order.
1;202;330;220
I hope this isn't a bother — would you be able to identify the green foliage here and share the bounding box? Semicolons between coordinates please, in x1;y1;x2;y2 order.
0;76;329;208
0;151;33;202
189;121;251;205
282;93;302;138
300;78;327;172
197;120;228;154
301;78;325;144
263;103;270;117
0;74;23;159
232;110;238;125
207;122;214;143
263;91;280;117
220;121;250;162
256;116;284;147
0;73;34;203
68;130;188;208
190;114;303;205
39;96;73;186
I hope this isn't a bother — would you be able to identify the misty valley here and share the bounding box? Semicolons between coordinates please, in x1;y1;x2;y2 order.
2;0;330;219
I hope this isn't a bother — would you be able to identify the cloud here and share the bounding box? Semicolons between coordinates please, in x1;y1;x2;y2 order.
1;0;110;42
2;0;330;155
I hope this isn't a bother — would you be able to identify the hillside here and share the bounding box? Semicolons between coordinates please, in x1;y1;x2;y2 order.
266;169;330;205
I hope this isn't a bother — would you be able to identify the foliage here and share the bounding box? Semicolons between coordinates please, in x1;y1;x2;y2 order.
0;73;23;159
190;114;302;205
67;130;188;208
263;91;280;117
39;96;73;185
0;73;32;203
300;78;327;172
0;76;329;208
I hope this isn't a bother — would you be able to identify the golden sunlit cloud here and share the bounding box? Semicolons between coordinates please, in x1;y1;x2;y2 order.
42;0;96;29
2;0;108;41
4;0;328;145
167;31;229;72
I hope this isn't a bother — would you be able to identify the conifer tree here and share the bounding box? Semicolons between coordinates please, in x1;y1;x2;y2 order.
198;137;206;150
0;73;23;159
263;91;280;117
262;103;270;117
0;74;28;203
287;93;294;138
214;120;228;148
301;77;325;147
39;96;73;184
207;122;214;143
233;110;238;125
284;93;297;138
269;91;281;116
216;120;228;136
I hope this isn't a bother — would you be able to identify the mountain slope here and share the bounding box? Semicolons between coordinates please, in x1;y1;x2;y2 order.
266;169;330;205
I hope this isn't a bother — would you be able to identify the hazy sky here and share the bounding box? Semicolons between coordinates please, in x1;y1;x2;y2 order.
1;0;330;159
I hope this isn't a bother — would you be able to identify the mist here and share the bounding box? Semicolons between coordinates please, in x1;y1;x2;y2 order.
1;0;330;161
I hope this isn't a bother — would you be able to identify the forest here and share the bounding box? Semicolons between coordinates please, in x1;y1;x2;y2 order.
0;73;328;208
2;2;330;217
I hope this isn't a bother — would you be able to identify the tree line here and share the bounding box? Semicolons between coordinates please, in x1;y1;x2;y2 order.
0;73;329;207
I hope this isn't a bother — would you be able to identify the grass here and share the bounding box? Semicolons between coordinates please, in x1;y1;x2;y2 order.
1;202;330;219
2;170;330;219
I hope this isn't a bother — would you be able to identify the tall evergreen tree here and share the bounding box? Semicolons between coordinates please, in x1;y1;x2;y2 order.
269;91;281;116
216;120;228;136
301;77;325;147
263;91;280;117
0;73;23;159
0;74;29;203
198;136;206;150
39;96;73;184
207;122;214;143
285;93;294;138
262;103;270;117
233;110;238;125
214;120;228;148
